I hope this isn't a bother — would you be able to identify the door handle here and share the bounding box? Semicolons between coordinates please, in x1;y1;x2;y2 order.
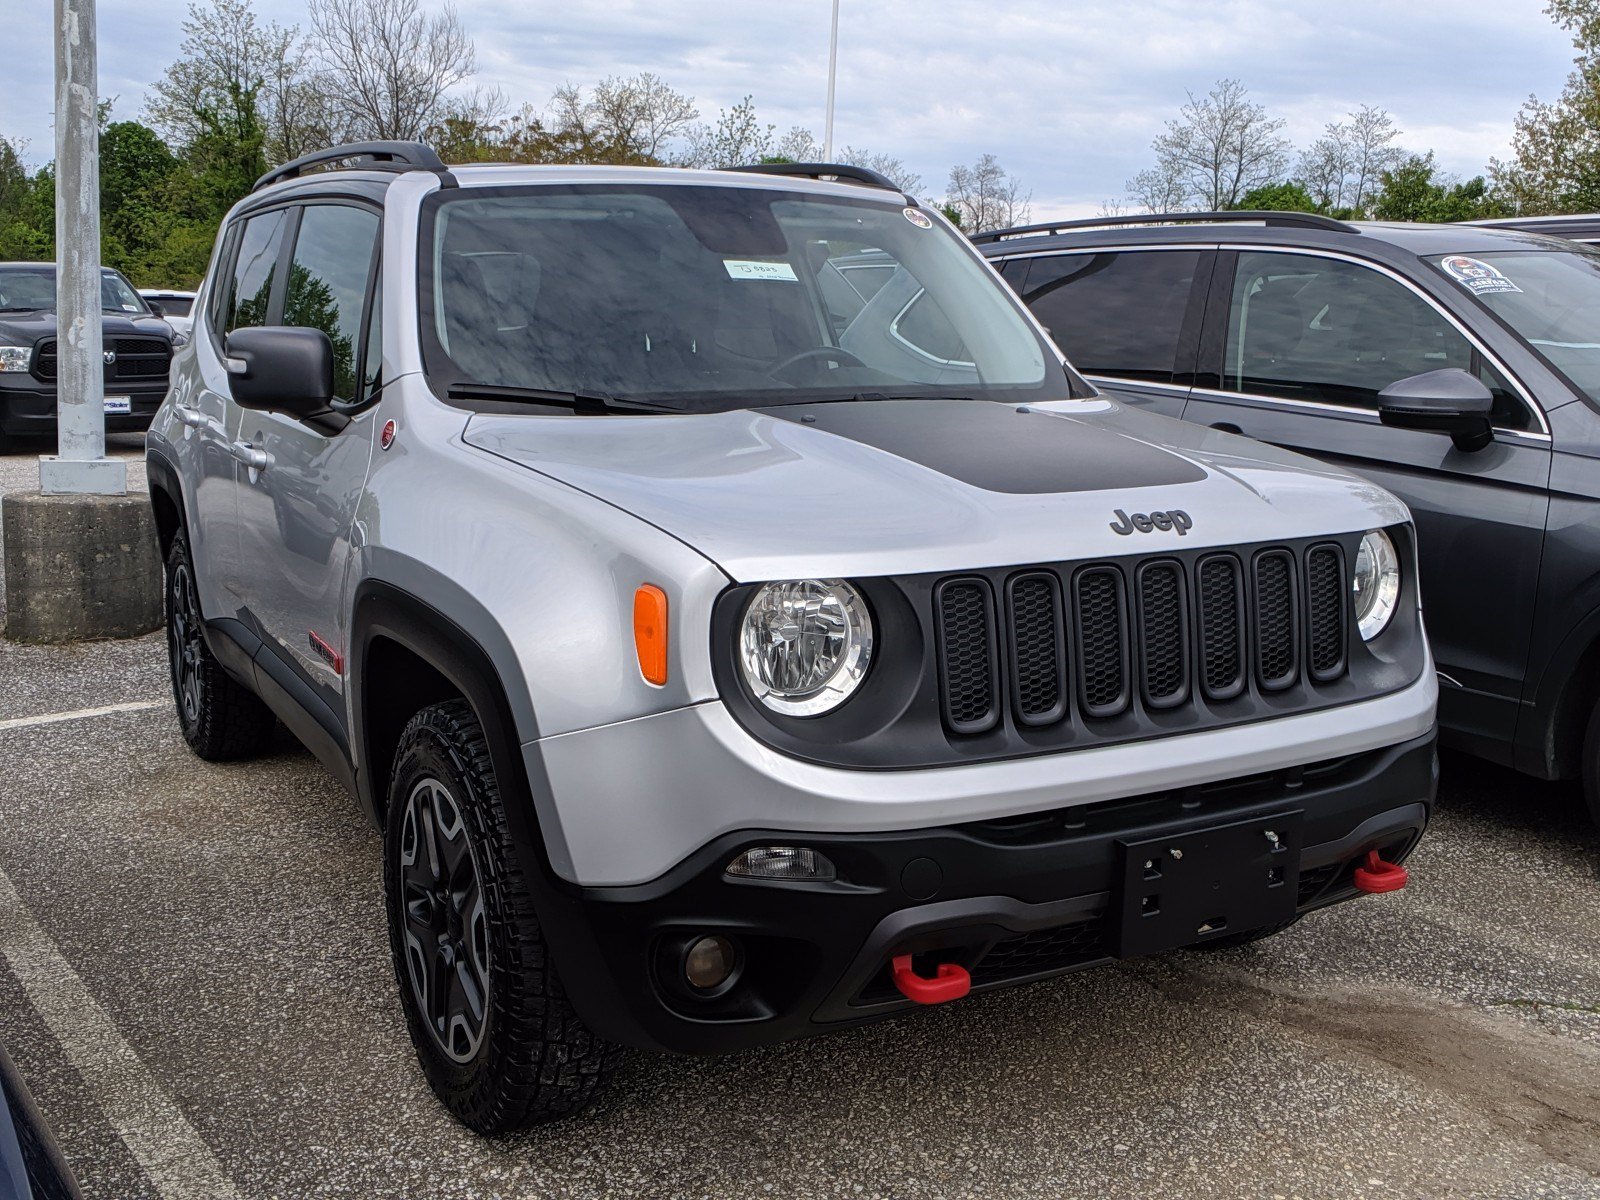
175;404;206;428
229;440;272;471
1209;422;1244;436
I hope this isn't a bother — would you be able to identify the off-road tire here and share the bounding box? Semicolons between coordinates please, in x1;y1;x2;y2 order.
165;531;276;760
384;700;623;1131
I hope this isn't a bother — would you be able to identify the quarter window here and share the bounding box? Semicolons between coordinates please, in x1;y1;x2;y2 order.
221;209;289;334
283;204;380;402
1224;250;1530;430
1021;250;1203;384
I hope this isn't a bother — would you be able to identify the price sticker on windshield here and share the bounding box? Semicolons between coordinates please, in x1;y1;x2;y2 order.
1440;255;1522;296
723;259;798;282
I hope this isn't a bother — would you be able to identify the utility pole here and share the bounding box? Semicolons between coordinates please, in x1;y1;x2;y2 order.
823;0;839;160
45;0;121;496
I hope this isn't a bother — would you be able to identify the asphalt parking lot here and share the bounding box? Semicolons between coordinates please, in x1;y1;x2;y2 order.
1;441;1598;1199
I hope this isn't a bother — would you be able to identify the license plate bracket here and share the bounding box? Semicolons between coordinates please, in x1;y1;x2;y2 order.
1114;811;1303;958
103;395;131;414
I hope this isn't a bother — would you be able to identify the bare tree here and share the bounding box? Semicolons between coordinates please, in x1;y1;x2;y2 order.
840;146;922;194
149;0;327;164
1296;105;1402;216
677;97;775;168
945;154;1031;232
549;74;699;163
1127;158;1189;213
1097;199;1130;218
1139;79;1290;210
308;0;477;142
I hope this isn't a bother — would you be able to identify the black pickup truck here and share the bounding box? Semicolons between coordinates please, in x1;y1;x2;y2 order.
0;261;175;450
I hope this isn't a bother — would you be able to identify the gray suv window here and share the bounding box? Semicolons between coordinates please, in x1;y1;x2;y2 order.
1019;250;1202;384
283;204;380;402
221;209;290;334
1225;250;1529;430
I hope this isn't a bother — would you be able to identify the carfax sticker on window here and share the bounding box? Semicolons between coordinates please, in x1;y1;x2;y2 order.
903;207;933;229
1440;255;1522;296
724;259;798;282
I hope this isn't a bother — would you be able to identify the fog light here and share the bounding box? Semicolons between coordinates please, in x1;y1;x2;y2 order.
684;935;737;990
724;845;837;882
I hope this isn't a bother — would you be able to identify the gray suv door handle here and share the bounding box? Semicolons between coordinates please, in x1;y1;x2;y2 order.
175;404;206;428
229;440;272;471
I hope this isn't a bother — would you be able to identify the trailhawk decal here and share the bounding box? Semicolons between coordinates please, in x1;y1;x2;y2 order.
1440;255;1522;296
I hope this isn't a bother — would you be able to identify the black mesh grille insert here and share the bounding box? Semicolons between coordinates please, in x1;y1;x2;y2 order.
937;579;999;733
1196;555;1244;699
1306;545;1346;680
1008;573;1066;724
1075;568;1128;716
971;920;1107;985
1137;561;1187;706
1254;551;1298;689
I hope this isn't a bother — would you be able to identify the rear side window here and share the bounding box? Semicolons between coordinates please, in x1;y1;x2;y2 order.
1020;250;1202;384
1225;250;1531;430
221;210;289;333
282;204;380;401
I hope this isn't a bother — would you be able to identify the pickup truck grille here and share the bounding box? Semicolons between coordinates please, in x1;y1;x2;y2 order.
32;336;172;383
936;543;1350;736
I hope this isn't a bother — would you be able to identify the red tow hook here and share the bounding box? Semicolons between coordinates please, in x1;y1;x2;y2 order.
1352;849;1409;894
891;954;971;1005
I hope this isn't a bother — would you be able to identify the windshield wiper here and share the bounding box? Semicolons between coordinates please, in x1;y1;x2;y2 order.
446;383;674;413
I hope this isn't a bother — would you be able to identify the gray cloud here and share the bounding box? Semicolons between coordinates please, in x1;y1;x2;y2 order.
1;0;1577;216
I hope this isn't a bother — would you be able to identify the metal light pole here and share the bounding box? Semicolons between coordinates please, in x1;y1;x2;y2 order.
46;0;121;496
822;0;839;160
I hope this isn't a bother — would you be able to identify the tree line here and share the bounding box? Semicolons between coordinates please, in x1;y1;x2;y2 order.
0;0;1031;287
1123;0;1600;221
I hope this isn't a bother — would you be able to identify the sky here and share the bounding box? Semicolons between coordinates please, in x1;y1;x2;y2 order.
1;0;1581;218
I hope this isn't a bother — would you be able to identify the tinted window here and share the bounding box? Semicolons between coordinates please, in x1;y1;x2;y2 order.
283;205;380;401
155;296;193;317
1226;250;1530;430
223;210;289;333
361;271;382;403
1021;250;1201;384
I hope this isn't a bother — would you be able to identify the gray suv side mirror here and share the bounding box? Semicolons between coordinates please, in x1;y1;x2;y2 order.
1378;368;1495;452
225;327;335;421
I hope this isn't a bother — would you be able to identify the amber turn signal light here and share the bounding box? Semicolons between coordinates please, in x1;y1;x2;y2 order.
634;584;669;685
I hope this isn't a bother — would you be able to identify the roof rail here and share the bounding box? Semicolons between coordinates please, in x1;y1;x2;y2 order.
727;161;903;194
253;141;454;193
969;210;1360;244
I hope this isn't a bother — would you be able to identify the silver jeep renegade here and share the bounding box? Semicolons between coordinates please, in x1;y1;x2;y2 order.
147;143;1437;1130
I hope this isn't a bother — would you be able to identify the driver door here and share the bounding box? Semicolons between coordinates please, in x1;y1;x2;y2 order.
1182;249;1553;753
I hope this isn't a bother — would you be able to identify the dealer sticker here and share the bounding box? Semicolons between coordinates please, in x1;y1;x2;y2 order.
723;259;798;282
1440;255;1522;296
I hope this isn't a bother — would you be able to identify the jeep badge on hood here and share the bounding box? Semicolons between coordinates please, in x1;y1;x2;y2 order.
1110;508;1193;536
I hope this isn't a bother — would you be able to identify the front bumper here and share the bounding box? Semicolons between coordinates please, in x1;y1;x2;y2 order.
544;731;1436;1055
0;379;165;436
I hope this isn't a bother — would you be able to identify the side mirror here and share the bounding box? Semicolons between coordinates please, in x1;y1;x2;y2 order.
146;301;165;319
225;327;334;420
1378;368;1495;452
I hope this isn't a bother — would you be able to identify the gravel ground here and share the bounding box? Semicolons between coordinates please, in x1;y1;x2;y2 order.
1;443;1598;1200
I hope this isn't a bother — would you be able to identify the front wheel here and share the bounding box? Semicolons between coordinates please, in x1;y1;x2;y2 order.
384;700;623;1131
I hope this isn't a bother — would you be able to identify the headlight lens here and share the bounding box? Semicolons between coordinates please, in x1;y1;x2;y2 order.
0;345;30;372
1352;529;1401;641
739;579;873;716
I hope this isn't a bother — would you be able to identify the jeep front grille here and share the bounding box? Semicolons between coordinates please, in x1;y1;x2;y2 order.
934;542;1351;737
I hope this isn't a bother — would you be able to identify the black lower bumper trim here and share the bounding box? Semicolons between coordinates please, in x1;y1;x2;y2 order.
542;731;1436;1055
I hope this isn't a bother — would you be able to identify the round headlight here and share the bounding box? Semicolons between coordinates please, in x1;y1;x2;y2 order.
1352;530;1401;641
739;579;873;716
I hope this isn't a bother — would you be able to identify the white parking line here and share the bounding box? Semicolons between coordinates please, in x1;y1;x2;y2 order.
0;700;164;733
0;867;240;1199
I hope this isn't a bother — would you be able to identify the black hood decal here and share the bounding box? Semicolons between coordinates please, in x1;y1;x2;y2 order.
761;399;1206;495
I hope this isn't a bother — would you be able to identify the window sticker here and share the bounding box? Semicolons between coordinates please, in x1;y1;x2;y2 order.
723;259;798;282
903;207;933;229
1440;255;1522;296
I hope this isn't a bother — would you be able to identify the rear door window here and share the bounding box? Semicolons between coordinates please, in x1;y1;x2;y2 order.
1020;250;1203;384
282;203;381;401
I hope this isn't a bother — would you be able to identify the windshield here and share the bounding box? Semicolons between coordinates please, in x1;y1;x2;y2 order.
1430;248;1600;403
420;184;1079;410
0;265;149;314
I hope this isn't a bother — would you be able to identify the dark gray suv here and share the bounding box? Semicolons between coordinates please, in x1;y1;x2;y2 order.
977;212;1600;824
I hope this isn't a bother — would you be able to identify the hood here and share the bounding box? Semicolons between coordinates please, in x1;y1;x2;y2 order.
463;397;1410;582
0;310;171;344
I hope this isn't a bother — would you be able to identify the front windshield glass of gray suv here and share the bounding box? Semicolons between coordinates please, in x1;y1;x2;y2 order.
1431;249;1600;403
422;185;1076;409
0;265;147;313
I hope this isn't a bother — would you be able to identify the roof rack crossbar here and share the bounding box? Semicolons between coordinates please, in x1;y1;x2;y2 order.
254;141;453;193
727;162;903;194
969;210;1360;244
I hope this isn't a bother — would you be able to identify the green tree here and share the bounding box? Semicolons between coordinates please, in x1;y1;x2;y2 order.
1230;181;1319;212
1491;0;1600;213
1374;153;1506;223
99;121;180;275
